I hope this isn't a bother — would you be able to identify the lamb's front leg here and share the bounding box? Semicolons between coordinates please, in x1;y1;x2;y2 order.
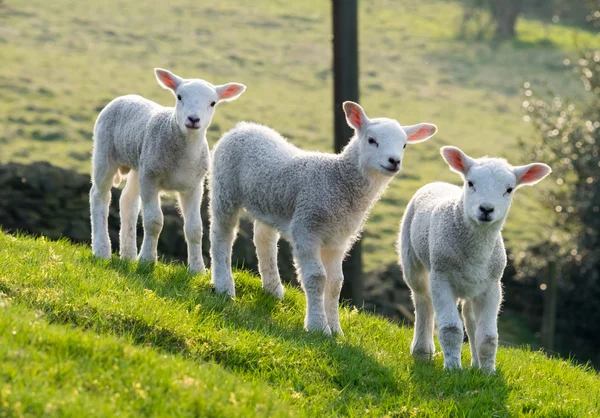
472;280;502;373
138;179;163;263
178;185;205;274
293;241;330;335
322;247;345;336
430;272;464;370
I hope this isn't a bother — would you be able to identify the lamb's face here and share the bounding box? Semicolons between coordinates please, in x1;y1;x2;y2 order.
359;120;407;176
173;80;219;132
463;161;517;225
441;146;552;227
342;102;437;177
154;68;246;134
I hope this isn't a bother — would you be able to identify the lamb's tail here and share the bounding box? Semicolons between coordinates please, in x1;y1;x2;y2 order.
113;166;131;186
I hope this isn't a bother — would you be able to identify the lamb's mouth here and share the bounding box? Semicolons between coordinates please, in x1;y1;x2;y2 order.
185;124;200;130
380;164;400;174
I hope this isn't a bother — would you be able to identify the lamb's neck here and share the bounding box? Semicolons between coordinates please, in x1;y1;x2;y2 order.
337;138;392;205
168;113;207;147
454;198;504;252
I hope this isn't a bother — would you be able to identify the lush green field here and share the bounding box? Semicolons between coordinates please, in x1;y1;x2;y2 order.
1;0;599;271
0;232;599;416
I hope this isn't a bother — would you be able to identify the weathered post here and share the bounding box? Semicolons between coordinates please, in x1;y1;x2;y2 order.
332;0;362;304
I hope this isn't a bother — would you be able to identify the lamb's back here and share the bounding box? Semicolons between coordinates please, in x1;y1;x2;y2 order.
95;95;168;169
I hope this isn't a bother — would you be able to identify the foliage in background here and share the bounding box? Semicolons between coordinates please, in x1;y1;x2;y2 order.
518;20;600;362
460;0;597;40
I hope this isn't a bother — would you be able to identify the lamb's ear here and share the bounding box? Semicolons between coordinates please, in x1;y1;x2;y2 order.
440;146;475;176
343;101;370;131
155;68;183;91
513;163;552;188
404;123;438;143
216;83;246;102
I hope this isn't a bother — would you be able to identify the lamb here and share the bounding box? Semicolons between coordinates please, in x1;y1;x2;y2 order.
90;68;246;273
397;146;551;372
209;101;437;335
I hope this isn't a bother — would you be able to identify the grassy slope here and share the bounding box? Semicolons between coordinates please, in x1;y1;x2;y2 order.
0;231;598;417
1;0;599;271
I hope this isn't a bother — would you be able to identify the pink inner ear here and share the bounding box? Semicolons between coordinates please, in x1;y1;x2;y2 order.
445;150;465;173
348;107;362;129
158;72;177;90
219;84;242;100
408;125;432;142
520;165;547;184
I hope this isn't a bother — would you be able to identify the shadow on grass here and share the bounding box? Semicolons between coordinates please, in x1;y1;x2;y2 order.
100;258;512;412
1;253;512;412
9;256;401;403
408;359;509;415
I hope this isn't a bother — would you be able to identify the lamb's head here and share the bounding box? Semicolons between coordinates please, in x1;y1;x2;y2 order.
441;146;552;226
155;68;246;133
343;101;437;177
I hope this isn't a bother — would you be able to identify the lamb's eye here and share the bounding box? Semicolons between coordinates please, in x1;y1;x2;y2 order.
506;187;513;194
368;137;378;147
403;144;407;149
468;181;474;188
210;101;216;107
177;95;182;101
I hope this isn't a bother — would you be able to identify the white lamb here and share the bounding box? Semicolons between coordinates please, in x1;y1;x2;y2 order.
90;68;246;273
209;101;437;335
397;146;551;372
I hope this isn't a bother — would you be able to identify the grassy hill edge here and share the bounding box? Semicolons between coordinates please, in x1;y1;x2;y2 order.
0;231;598;417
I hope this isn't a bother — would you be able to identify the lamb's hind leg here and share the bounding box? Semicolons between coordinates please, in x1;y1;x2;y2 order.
254;221;284;299
405;264;435;360
462;299;479;368
322;247;345;336
138;177;163;263
119;169;140;260
179;184;205;274
90;156;118;259
209;205;240;297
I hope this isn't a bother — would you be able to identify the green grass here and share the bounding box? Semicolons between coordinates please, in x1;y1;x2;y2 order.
0;231;598;417
1;0;599;272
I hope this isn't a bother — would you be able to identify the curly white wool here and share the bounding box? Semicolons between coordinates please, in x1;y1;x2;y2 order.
210;101;437;335
397;146;551;372
90;68;245;273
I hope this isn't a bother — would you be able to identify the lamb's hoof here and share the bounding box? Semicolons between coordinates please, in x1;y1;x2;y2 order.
477;363;496;374
189;264;206;275
120;251;137;261
305;318;332;335
264;283;285;300
138;253;157;263
330;325;344;337
412;349;435;361
443;357;462;370
213;282;236;298
93;248;112;260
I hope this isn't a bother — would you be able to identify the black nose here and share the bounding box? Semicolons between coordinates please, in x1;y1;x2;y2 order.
187;116;200;124
388;157;400;167
479;205;495;215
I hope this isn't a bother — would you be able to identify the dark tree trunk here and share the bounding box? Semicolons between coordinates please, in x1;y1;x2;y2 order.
489;0;523;39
